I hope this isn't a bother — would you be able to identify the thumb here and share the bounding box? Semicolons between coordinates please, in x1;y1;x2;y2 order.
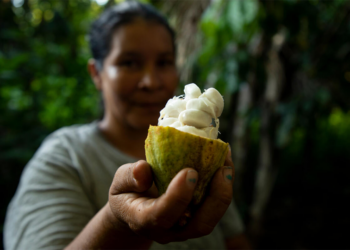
109;160;153;196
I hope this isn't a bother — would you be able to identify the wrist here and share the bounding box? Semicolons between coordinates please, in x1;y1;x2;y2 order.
103;202;127;230
103;202;153;249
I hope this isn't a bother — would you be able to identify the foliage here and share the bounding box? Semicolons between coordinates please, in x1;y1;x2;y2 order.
188;0;350;248
1;0;115;247
197;0;260;94
1;1;101;130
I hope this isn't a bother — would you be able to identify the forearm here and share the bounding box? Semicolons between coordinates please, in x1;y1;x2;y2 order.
65;203;152;250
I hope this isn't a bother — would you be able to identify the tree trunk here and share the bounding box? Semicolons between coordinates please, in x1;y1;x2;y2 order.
159;0;210;83
230;82;252;203
249;29;286;241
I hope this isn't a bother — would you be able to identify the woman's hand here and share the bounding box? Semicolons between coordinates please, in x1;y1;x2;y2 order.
65;150;233;250
107;150;234;245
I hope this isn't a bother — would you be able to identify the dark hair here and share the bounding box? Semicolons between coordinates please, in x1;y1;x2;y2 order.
88;1;176;71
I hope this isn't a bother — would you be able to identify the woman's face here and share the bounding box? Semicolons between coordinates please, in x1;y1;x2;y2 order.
98;19;178;130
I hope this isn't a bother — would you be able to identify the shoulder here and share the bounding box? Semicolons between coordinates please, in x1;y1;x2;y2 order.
17;122;100;187
33;122;101;165
39;122;98;152
4;123;100;250
13;122;103;197
51;121;98;141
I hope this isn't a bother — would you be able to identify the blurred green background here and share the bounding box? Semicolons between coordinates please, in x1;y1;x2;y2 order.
1;0;350;248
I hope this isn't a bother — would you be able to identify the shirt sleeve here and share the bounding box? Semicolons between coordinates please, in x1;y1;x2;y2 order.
219;199;245;239
4;134;96;250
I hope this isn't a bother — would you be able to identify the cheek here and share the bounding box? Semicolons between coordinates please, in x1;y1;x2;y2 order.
107;66;117;79
162;70;178;92
101;68;131;116
106;66;139;95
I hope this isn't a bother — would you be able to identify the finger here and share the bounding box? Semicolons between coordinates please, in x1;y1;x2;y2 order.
224;144;234;168
110;160;153;196
142;168;198;229
144;182;159;198
108;161;154;228
176;165;233;240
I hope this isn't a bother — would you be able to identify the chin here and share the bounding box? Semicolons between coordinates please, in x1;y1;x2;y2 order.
129;116;159;130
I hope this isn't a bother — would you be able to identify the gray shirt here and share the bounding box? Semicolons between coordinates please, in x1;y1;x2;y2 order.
4;122;244;250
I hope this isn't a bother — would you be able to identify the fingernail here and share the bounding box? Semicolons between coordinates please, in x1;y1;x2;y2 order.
187;170;198;187
132;161;140;184
228;144;232;156
223;166;233;183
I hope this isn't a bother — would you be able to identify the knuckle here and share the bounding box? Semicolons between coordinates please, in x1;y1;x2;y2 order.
126;172;134;188
128;221;143;234
111;169;124;189
219;193;232;207
111;165;135;194
114;166;126;181
113;168;120;179
173;194;191;208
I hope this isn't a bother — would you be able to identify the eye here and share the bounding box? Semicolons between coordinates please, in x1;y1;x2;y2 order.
157;59;175;67
119;59;140;69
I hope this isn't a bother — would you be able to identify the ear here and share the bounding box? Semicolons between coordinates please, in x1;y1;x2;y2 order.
88;58;102;91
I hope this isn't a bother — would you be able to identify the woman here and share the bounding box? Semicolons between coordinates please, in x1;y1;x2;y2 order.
4;2;248;249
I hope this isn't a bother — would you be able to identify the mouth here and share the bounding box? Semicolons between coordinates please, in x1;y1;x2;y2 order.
134;102;165;111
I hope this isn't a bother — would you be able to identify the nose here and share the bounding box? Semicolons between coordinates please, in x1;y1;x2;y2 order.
138;64;161;91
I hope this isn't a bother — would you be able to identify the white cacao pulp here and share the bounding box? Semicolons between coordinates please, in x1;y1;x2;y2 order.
158;83;224;139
